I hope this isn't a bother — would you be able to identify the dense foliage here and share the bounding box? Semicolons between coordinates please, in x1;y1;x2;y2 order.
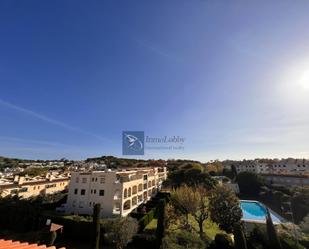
167;163;216;189
236;172;263;195
105;217;138;249
209;185;242;233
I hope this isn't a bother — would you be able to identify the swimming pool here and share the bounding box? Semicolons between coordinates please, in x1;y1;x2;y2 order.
240;200;284;224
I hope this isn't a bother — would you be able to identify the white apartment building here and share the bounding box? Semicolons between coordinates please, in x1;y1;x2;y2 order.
65;167;167;217
230;159;309;176
270;158;309;175
233;160;270;174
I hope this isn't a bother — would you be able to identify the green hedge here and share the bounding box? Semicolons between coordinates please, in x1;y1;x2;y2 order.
138;208;156;232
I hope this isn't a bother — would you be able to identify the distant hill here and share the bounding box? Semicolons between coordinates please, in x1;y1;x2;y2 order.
0;156;71;169
0;154;204;171
85;155;166;168
0;156;31;169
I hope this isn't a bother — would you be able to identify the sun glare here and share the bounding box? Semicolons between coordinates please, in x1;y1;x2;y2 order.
299;69;309;90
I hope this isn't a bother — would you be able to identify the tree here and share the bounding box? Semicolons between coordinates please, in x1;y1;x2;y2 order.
192;186;209;238
231;165;238;181
156;199;166;248
209;185;242;233
236;172;263;195
105;217;138;249
266;208;282;249
171;185;200;229
171;185;209;239
167;163;217;190
93;203;101;249
233;222;247;249
291;186;309;223
165;203;179;230
206;161;223;175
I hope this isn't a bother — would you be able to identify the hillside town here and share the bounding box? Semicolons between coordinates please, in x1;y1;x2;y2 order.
1;1;309;249
0;155;308;249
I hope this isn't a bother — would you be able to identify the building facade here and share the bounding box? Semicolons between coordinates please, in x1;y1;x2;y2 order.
0;173;70;198
65;167;167;217
224;158;309;176
262;174;309;186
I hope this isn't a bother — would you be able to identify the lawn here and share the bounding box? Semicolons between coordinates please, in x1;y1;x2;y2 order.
188;215;224;239
167;214;224;240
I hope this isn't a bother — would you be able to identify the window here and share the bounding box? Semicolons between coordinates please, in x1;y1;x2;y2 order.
92;177;94;182
94;189;97;194
81;189;86;195
89;202;92;206
82;178;87;183
79;201;84;208
95;178;98;182
74;188;78;194
100;177;105;183
46;184;56;188
91;189;93;194
10;189;18;194
99;190;104;196
132;185;137;194
138;184;143;192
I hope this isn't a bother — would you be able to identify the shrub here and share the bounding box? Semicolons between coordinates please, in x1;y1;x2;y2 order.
249;225;268;248
299;239;309;249
214;233;233;249
280;237;306;249
233;222;248;249
105;217;138;249
130;234;157;249
162;231;205;249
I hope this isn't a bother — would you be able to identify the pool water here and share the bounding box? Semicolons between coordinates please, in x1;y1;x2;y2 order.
240;200;283;223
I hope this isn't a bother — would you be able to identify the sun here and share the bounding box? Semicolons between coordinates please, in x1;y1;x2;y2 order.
299;69;309;90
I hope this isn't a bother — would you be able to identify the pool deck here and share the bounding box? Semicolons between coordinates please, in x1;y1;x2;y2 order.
240;199;286;225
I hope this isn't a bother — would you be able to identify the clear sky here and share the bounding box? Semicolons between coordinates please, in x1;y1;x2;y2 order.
1;1;309;161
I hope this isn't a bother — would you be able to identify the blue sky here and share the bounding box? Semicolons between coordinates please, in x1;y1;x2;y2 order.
1;1;309;161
